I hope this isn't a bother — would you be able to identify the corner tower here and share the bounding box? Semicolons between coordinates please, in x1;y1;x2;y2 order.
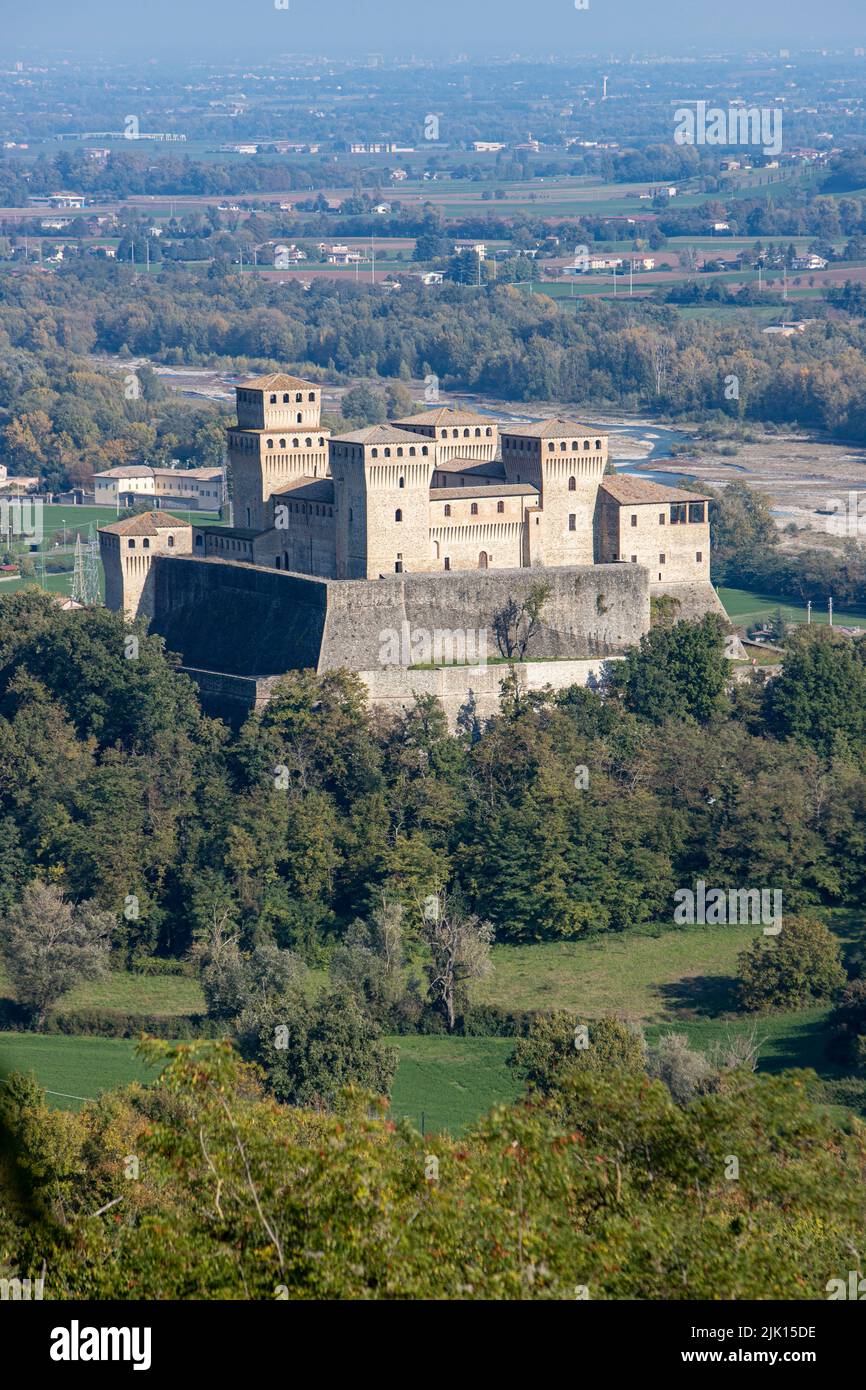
99;511;192;619
228;374;330;532
330;426;436;579
500;420;607;566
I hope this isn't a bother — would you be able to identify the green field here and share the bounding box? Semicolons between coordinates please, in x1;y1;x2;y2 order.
0;1031;519;1133
0;963;205;1017
476;925;759;1020
719;585;866;629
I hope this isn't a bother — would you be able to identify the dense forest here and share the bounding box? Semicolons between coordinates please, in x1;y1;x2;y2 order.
1;591;866;991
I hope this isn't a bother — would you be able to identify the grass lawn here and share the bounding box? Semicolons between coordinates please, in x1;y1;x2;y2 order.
0;965;205;1018
719;585;866;629
474;924;763;1022
386;1035;519;1134
0;1030;519;1134
0;1033;162;1106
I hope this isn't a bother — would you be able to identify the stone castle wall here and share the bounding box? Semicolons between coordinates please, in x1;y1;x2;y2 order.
149;553;650;685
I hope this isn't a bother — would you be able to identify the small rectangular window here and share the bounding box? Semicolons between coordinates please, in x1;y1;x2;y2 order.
568;514;576;532
696;551;703;563
659;554;666;565
659;513;665;525
630;514;638;527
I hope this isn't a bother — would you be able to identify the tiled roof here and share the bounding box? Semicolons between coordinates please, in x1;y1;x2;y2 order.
273;477;335;503
99;510;190;537
432;483;538;500
392;407;498;427
331;425;433;446
236;373;319;392
599;475;710;505
500;418;596;438
432;458;506;477
95;465;154;479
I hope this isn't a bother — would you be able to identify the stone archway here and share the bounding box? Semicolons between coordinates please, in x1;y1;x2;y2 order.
478;552;489;569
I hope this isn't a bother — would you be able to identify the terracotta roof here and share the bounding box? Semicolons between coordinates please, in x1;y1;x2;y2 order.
273;477;335;503
99;510;190;537
599;475;710;505
500;418;598;439
236;373;319;392
392;407;498;428
331;425;433;446
432;483;538;500
432;458;506;477
95;465;154;479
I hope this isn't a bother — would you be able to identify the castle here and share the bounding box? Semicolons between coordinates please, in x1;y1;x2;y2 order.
99;373;722;723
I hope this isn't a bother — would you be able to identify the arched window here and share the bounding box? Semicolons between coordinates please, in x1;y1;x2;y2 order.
560;441;567;451
296;413;302;423
168;535;175;547
397;447;403;458
282;393;289;403
371;449;378;458
497;500;504;513
475;428;481;437
571;440;579;450
267;439;274;448
142;538;150;549
305;437;312;447
279;439;286;448
595;439;602;449
471;502;478;515
422;446;429;456
444;503;451;516
270;394;277;404
568;476;576;491
584;440;591;450
463;428;470;437
395;509;402;522
295;393;302;402
547;442;555;452
452;429;459;438
399;476;405;488
292;438;299;448
478;551;488;569
486;427;492;436
384;448;391;458
409;447;416;456
308;392;315;401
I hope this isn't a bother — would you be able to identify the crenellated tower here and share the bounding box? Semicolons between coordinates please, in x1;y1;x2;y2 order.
228;374;330;532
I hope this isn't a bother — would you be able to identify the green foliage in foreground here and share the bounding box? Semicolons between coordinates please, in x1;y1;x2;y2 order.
1;1042;864;1300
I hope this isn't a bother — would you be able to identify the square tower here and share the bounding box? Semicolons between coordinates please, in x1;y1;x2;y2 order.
229;374;330;531
330;426;436;579
392;407;499;463
500;420;608;566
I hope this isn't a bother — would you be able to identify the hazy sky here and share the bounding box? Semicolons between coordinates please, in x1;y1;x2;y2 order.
6;0;866;60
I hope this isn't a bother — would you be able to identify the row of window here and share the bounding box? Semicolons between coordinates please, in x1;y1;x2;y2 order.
237;390;317;405
628;503;706;527
283;501;334;518
436;427;494;438
126;536;176;549
264;437;326;449
625;553;703;564
507;438;602;452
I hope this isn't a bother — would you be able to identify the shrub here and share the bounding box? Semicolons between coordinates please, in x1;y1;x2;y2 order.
736;915;846;1012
